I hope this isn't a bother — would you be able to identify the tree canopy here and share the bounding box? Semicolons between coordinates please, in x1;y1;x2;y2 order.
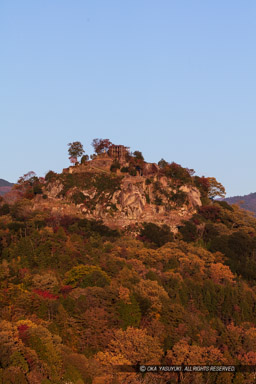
92;138;112;154
68;141;85;163
207;177;226;199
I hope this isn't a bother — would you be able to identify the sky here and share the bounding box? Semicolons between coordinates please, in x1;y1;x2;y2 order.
0;1;256;197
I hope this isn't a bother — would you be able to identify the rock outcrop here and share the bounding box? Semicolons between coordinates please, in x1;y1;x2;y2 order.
40;167;202;231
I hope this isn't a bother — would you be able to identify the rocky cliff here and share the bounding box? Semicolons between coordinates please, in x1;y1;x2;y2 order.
37;161;202;231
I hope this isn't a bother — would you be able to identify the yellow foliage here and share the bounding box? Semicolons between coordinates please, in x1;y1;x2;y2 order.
110;327;163;364
135;279;169;312
95;351;131;365
118;286;131;304
166;339;227;365
209;263;235;285
16;319;37;329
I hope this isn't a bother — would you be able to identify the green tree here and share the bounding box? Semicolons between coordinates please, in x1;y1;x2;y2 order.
158;158;168;169
68;142;85;163
117;295;141;329
133;151;144;161
140;222;174;247
80;154;89;164
65;265;111;288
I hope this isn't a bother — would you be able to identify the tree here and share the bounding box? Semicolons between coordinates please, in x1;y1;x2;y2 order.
179;221;198;242
207;177;226;199
92;138;112;154
110;160;120;173
140;222;174;247
158;158;168;169
194;176;210;197
135;279;169;313
209;263;235;285
166;339;226;365
96;327;163;364
64;265;110;288
17;171;36;185
68;142;85;163
163;162;193;184
117;295;141;329
81;154;89;164
133;151;144;161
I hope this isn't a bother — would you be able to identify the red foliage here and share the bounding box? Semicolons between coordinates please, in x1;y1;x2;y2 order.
18;324;29;342
25;355;36;370
199;176;210;189
18;324;29;332
19;268;29;278
33;289;59;300
92;138;112;154
23;189;35;200
69;156;77;164
3;189;22;204
45;215;59;228
60;285;73;297
162;162;193;184
194;176;210;195
199;205;221;221
59;215;78;229
53;226;59;233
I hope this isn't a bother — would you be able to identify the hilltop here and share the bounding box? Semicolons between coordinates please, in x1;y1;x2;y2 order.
4;142;222;233
0;178;14;196
41;151;202;231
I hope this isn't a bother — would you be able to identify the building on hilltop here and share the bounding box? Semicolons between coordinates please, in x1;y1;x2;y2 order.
108;144;130;160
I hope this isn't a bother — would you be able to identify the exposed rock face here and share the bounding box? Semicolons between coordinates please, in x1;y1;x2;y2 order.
180;185;202;209
46;181;63;198
112;180;147;219
103;176;201;228
40;169;202;231
142;163;159;176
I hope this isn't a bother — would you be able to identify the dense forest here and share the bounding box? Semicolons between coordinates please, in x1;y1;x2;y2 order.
1;145;256;384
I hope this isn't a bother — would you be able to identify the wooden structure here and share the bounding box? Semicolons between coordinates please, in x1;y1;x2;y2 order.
108;145;129;160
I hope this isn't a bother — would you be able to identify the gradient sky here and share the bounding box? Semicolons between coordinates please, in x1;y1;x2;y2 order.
1;1;256;197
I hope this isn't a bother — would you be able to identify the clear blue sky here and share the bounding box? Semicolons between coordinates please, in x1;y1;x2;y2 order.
0;1;256;197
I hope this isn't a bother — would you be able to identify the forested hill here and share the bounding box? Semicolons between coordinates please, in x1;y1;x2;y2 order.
0;179;13;187
0;179;14;196
0;145;256;383
224;192;256;216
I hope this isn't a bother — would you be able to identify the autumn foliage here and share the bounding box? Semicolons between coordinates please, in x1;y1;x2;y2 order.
0;154;255;383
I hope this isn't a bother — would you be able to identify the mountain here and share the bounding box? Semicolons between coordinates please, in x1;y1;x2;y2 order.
0;145;255;383
0;178;14;196
224;192;256;215
41;153;202;231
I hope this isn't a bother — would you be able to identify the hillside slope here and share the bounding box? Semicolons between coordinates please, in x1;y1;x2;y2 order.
0;150;255;383
224;192;256;215
0;178;14;196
